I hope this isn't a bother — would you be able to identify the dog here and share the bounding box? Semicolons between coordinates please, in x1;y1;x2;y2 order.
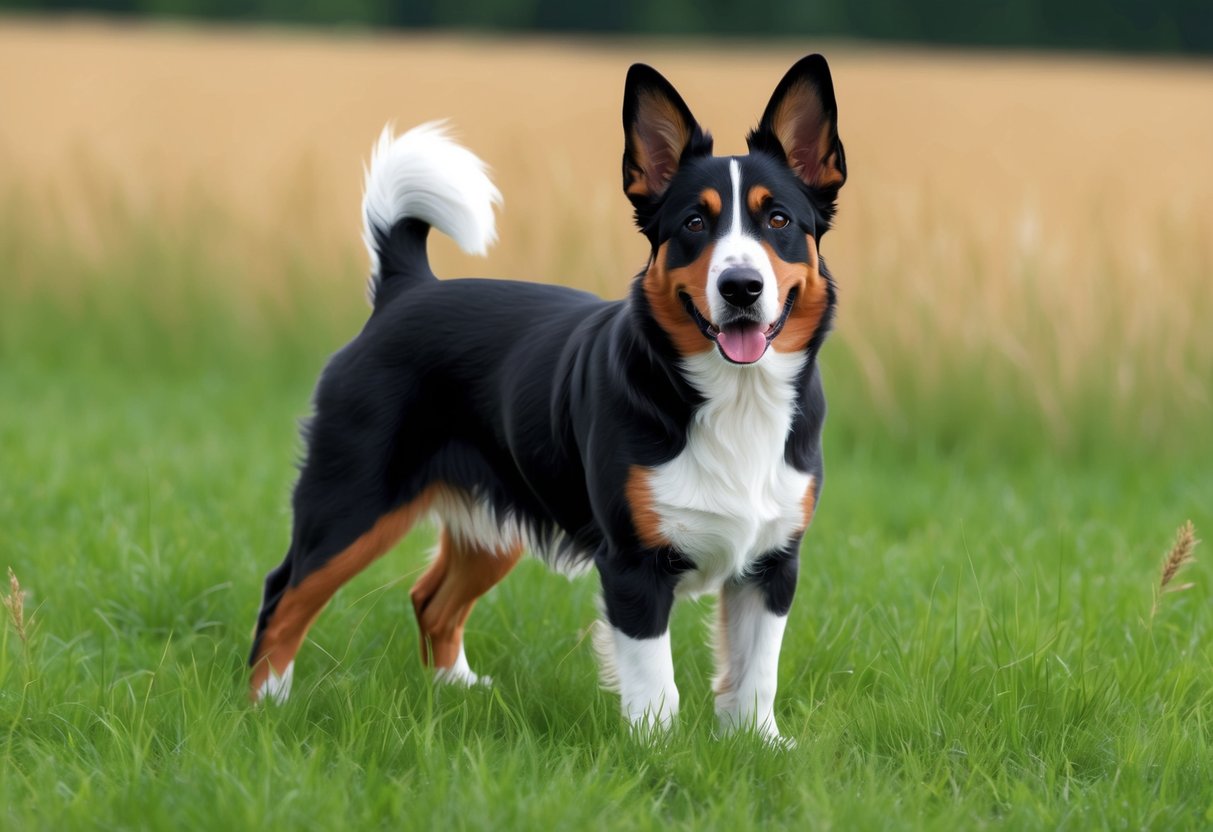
249;54;846;741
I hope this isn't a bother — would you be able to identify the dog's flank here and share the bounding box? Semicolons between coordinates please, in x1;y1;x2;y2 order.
250;56;846;743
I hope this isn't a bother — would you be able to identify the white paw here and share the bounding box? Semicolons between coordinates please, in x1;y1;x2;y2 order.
717;711;793;748
763;732;797;751
255;662;294;705
434;666;491;687
433;646;490;687
605;626;680;736
625;703;679;734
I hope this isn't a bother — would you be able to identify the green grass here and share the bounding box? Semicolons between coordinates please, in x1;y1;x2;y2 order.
2;233;1213;830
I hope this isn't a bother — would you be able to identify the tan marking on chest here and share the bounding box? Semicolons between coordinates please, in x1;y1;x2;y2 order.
801;478;818;531
626;465;670;549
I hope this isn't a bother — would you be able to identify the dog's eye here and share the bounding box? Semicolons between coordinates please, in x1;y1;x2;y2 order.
769;212;790;229
684;215;705;233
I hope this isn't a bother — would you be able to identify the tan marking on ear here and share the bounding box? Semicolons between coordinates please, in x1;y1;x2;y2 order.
747;185;772;214
815;149;845;189
249;491;434;699
700;187;722;219
410;524;522;669
628;90;693;199
625;169;649;198
643;241;716;358
762;235;830;354
800;478;818;531
771;80;844;190
626;465;669;549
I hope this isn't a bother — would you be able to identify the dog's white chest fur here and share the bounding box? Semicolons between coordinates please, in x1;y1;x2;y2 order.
647;351;812;596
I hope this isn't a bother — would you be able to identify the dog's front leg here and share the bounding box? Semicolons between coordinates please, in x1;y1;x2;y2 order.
603;624;678;731
595;549;681;731
714;548;798;743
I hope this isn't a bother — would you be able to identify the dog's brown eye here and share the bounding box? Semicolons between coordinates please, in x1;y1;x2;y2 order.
769;212;790;229
685;215;705;233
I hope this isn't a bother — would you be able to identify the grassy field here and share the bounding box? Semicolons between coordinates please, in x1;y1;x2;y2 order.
3;18;1213;830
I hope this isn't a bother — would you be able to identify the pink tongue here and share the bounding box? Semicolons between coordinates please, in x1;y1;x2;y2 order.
717;325;768;364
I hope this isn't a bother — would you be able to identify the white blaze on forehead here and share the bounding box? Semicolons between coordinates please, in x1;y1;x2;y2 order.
706;159;780;328
730;158;743;233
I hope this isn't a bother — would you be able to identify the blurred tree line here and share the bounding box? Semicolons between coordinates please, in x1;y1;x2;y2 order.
4;0;1211;54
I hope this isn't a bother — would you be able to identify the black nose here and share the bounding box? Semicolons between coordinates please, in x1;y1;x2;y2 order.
718;268;763;308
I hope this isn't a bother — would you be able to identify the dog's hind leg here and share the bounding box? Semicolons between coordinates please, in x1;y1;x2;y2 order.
249;351;438;703
249;491;432;704
409;518;523;686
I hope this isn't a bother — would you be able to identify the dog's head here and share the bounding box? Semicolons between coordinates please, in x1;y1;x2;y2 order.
624;55;846;365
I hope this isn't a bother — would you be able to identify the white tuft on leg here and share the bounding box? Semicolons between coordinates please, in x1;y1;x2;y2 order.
595;622;679;731
434;644;490;687
714;582;789;742
255;661;294;705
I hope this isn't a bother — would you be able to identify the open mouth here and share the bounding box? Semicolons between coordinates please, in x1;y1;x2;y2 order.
678;288;798;365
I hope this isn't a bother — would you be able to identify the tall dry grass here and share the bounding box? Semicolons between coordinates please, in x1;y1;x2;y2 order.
2;19;1211;453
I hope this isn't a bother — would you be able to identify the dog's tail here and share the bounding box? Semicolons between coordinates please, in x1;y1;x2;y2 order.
361;121;501;306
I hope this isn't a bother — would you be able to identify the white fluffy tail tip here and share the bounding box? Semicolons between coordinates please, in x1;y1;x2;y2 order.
362;120;502;261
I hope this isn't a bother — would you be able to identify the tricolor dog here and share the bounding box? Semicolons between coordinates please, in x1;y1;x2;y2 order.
250;54;846;741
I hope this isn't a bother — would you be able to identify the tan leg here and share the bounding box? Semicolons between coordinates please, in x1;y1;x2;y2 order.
249;497;429;702
409;528;522;682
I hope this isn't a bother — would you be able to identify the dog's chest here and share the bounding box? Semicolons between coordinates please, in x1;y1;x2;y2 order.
646;354;811;596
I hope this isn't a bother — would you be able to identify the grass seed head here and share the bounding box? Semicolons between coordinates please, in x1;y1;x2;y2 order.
1151;521;1199;620
4;567;28;645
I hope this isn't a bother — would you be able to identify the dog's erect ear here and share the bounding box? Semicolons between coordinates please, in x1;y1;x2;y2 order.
622;64;712;214
748;55;846;197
